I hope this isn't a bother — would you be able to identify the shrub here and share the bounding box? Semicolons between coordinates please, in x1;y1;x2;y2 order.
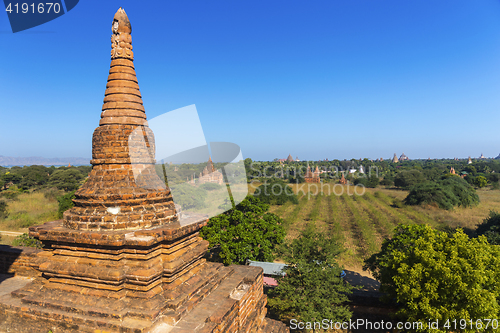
0;200;8;219
12;233;43;249
253;179;298;205
379;178;393;186
199;183;223;191
169;184;207;211
57;191;76;219
394;170;426;189
475;175;488;188
0;188;20;200
43;188;61;201
475;210;500;245
438;176;479;208
404;181;458;210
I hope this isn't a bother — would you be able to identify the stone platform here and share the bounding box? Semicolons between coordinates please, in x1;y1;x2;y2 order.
0;217;287;332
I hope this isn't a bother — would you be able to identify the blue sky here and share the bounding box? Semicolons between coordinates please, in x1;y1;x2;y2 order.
1;0;500;162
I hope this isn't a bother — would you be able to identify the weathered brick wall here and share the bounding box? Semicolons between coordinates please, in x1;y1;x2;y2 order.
0;245;41;277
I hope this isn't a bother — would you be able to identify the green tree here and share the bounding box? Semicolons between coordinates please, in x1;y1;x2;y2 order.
475;210;500;245
394;170;426;189
0;200;8;219
253;178;298;205
170;184;207;210
57;191;76;218
268;223;352;326
475;175;488;188
200;196;285;265
48;169;84;191
365;224;500;333
438;176;479;208
404;181;458;210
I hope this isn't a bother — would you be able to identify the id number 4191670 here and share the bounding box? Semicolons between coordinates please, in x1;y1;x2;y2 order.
6;2;61;14
443;319;498;331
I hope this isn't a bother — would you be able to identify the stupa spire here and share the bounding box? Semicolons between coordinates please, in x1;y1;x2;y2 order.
62;8;176;231
100;7;146;127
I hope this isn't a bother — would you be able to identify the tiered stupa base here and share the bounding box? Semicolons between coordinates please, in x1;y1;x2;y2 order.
0;218;288;333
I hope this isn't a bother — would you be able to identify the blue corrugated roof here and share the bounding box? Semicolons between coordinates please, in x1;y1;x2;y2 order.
247;260;287;276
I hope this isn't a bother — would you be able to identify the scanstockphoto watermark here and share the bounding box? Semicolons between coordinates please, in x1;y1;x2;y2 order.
252;179;366;199
247;163;380;180
289;318;424;331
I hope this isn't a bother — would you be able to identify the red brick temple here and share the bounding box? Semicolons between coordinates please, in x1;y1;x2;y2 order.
0;8;288;333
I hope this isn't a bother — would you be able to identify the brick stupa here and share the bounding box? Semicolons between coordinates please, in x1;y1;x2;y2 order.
0;8;288;333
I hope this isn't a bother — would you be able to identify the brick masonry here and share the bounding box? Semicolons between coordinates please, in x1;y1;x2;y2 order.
0;7;288;333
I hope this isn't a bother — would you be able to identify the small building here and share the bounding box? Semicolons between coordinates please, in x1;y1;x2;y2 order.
392;153;399;163
248;260;287;288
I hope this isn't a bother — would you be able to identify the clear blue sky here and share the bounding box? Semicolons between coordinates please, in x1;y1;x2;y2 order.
1;0;500;162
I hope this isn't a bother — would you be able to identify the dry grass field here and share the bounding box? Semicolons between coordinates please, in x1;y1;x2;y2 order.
254;182;500;273
0;192;58;233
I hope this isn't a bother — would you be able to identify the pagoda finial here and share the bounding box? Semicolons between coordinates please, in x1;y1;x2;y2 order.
111;8;133;60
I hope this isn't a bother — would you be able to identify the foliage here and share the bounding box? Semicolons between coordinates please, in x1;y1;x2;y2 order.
475;175;488;188
394;170;426;189
253;178;298;205
200;196;285;265
404;181;458;210
438;176;479;208
199;182;223;191
57;191;76;218
0;200;8;219
170;184;207;210
354;175;379;188
12;233;44;249
48;169;85;191
267;223;352;325
475;210;500;245
404;177;479;210
365;224;500;333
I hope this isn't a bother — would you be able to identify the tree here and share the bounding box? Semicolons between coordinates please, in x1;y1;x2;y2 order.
48;169;85;191
475;175;488;188
475;210;500;245
404;177;479;210
170;184;207;210
200;196;285;265
267;223;352;326
394;170;426;189
57;191;76;218
0;200;8;219
365;224;500;333
404;181;458;210
253;178;298;205
438;176;479;208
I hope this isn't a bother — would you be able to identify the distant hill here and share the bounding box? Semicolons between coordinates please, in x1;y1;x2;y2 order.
0;155;91;167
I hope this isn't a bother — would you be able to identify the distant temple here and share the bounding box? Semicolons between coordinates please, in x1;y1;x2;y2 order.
480;153;486;159
468;156;473;164
392;153;399;163
359;165;365;174
399;153;409;161
286;154;294;162
304;164;320;183
339;172;347;185
198;157;224;185
450;167;456;175
295;156;300;162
